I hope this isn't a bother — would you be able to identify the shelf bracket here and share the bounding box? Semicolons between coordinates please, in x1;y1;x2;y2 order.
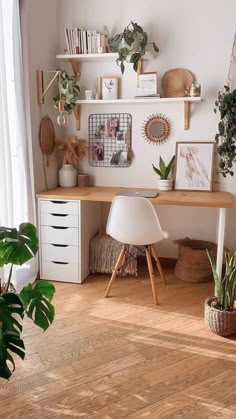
184;101;190;130
69;59;80;75
73;104;80;130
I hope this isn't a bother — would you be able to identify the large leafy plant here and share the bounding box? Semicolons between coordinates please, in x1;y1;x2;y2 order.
110;21;159;74
0;223;55;379
214;86;236;177
53;70;80;114
207;249;236;311
152;155;175;179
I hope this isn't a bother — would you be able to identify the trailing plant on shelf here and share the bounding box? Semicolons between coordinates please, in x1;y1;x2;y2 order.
53;70;80;114
214;85;236;177
0;223;55;379
110;21;159;74
152;155;175;179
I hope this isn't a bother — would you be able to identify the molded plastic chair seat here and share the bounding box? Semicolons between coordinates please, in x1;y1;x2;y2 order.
105;196;168;305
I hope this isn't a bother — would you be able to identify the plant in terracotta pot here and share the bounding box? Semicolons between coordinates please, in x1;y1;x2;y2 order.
56;135;88;187
0;223;55;379
214;86;236;177
152;155;175;191
205;249;236;337
110;21;159;74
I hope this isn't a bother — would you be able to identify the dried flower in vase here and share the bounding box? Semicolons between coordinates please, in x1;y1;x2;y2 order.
56;135;88;165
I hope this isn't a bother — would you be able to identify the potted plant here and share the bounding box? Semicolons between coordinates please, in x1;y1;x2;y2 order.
110;21;159;74
0;223;55;379
152;155;175;191
205;249;236;337
214;86;236;177
53;70;80;115
56;134;88;187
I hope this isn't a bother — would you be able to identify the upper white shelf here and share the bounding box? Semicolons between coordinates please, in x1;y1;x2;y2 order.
75;97;202;104
56;51;154;62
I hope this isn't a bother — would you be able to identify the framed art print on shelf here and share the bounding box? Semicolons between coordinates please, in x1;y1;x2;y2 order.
100;76;119;100
174;142;215;191
137;72;157;96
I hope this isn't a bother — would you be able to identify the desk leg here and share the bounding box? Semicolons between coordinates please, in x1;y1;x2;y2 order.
216;208;226;283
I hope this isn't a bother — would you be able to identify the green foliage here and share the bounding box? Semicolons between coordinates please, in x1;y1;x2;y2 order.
0;223;55;379
53;69;80;114
152;155;175;179
110;21;159;74
207;249;236;311
214;86;236;177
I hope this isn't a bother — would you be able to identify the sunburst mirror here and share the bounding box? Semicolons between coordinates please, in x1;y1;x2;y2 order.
142;114;172;145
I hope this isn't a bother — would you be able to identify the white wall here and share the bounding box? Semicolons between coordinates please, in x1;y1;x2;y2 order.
27;0;236;257
21;0;59;193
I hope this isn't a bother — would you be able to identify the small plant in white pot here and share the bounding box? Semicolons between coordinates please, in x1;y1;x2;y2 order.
152;155;175;191
205;250;236;337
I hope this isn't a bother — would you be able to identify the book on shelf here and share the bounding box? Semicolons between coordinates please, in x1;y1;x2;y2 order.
64;27;109;55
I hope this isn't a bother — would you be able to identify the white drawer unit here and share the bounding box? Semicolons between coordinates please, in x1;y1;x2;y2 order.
38;197;102;284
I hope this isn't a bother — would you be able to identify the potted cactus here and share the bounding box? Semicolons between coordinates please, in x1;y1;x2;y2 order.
205;250;236;337
152;155;175;191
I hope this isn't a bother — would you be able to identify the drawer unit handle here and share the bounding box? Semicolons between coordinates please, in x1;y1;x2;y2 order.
51;226;69;230
52;261;69;265
51;201;68;204
51;244;69;248
50;213;69;217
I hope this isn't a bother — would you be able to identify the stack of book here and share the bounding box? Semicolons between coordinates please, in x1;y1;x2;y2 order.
64;27;109;55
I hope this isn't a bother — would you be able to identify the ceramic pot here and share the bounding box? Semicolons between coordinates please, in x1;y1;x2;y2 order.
158;179;173;191
59;164;77;187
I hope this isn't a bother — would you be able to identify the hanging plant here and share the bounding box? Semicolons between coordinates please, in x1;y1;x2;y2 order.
53;70;80;114
109;21;159;74
214;86;236;177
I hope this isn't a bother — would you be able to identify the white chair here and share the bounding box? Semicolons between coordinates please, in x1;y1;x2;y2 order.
105;196;168;304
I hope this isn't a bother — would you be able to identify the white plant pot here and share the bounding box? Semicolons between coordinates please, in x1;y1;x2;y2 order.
158;179;173;191
59;164;77;187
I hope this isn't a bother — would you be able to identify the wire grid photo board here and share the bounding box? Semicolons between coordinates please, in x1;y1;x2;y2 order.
88;113;132;167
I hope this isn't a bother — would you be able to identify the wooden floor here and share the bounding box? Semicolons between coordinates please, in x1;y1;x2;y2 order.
1;266;236;418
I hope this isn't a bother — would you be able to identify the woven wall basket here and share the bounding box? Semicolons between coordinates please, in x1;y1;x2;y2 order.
174;238;217;283
162;68;194;97
205;297;236;337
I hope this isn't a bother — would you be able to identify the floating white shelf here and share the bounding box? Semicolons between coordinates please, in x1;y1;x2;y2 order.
56;51;154;63
75;97;202;105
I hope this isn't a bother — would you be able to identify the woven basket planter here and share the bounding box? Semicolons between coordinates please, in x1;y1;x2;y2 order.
205;297;236;337
174;238;217;283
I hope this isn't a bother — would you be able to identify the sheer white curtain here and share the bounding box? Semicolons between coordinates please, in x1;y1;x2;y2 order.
0;0;37;289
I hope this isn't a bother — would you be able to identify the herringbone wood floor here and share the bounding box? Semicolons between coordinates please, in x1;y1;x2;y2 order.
0;266;236;418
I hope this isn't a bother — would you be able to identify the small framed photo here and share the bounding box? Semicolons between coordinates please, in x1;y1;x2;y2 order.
100;77;119;100
138;72;157;95
174;142;215;191
92;142;104;161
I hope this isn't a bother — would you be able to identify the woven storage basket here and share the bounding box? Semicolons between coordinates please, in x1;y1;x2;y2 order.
162;68;193;97
205;297;236;337
174;238;217;283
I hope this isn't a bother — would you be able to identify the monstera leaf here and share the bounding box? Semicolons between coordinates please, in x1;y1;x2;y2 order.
0;223;38;267
0;293;25;379
20;281;55;331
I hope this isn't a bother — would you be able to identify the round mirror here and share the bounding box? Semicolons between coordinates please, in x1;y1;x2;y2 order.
142;114;172;145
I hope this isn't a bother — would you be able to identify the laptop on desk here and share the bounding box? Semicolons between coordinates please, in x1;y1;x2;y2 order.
116;190;159;198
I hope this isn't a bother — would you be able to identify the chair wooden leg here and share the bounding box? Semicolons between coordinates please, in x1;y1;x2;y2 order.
146;246;158;305
120;245;128;276
151;244;166;284
105;246;126;298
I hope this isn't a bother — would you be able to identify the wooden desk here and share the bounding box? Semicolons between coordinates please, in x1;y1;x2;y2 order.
36;187;233;281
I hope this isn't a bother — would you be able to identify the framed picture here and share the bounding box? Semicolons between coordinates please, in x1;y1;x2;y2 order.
138;72;157;95
174;142;215;191
100;77;119;100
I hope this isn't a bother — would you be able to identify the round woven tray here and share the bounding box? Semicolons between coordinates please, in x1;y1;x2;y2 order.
162;68;194;97
174;238;217;283
205;297;236;337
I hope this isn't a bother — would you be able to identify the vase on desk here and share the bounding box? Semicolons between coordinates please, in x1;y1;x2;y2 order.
59;164;77;187
158;179;173;191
